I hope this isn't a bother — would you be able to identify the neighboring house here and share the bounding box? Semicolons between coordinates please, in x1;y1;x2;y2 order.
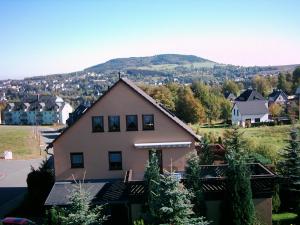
224;91;236;102
45;78;275;225
232;89;268;127
3;96;73;125
232;100;269;126
235;89;265;101
66;104;88;126
268;89;288;105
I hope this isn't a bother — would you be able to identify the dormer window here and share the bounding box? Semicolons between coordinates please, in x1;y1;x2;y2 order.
143;114;154;130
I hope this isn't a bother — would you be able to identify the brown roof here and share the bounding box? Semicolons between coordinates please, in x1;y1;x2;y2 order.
51;78;200;145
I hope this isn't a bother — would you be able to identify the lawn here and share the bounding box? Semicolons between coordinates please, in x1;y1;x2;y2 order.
192;124;299;162
0;125;42;159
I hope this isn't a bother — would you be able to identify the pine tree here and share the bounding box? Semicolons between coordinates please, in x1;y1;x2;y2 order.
200;136;213;165
157;172;209;225
145;151;209;225
278;129;300;178
144;150;161;222
185;152;206;217
277;128;300;209
224;127;255;225
58;181;107;225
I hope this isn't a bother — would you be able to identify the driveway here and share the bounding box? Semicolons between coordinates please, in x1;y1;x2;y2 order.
0;126;61;217
0;158;42;216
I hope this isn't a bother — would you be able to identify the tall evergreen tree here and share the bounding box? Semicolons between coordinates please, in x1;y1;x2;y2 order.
223;127;255;225
145;151;209;225
278;129;300;178
157;172;209;225
277;129;300;209
144;150;161;221
185;152;206;217
200;136;214;165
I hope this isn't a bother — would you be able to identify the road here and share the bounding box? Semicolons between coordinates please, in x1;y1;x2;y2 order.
0;126;61;217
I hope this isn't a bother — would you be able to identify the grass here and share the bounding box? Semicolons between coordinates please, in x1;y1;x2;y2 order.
0;125;43;159
192;124;299;162
272;212;298;221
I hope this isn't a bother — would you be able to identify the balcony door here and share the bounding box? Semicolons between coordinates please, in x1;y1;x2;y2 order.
149;149;163;173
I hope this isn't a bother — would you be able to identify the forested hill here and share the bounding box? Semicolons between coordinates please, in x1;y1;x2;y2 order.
84;54;215;72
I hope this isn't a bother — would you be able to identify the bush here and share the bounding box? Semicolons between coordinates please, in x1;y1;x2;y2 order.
26;158;54;215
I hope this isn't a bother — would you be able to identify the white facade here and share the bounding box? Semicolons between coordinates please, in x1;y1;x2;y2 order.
232;101;269;127
58;103;73;124
4;97;73;125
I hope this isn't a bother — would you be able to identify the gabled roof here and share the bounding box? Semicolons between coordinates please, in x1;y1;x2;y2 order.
224;92;236;100
234;100;268;115
235;89;265;101
51;78;200;145
268;89;288;102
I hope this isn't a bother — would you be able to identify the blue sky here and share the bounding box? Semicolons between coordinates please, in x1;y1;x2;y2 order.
0;0;300;79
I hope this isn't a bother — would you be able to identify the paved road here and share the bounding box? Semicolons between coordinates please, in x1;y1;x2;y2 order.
0;126;60;217
0;158;42;216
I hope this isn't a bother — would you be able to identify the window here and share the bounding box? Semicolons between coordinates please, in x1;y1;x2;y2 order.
233;109;236;115
92;116;104;132
237;110;239;116
255;118;260;123
109;151;122;170
142;114;154;130
70;153;84;168
126;115;138;131
108;116;120;132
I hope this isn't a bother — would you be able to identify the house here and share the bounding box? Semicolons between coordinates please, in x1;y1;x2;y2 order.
268;89;288;105
224;91;236;102
45;78;275;225
232;100;269;126
232;89;268;127
235;89;265;101
3;95;73;125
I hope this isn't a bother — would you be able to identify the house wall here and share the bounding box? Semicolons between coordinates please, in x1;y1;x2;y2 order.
232;104;269;127
129;198;272;225
59;103;73;124
53;81;196;181
205;198;272;225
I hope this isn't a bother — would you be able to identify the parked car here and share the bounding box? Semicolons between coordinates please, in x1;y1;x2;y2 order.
1;217;35;225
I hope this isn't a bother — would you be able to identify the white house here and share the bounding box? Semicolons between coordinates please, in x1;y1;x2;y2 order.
232;100;269;127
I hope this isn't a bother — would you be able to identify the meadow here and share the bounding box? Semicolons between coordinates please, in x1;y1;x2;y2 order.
0;125;42;159
192;124;299;162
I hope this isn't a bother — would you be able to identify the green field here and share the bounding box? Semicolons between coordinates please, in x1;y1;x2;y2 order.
0;125;42;159
192;124;299;162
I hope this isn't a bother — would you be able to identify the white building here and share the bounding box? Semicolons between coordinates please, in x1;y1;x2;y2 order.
3;96;73;125
232;100;269;127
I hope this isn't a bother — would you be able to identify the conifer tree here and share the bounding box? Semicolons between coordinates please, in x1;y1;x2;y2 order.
277;128;300;209
200;136;213;165
46;181;107;225
157;172;209;225
224;127;255;225
145;151;209;225
278;129;300;178
144;150;161;221
185;152;206;217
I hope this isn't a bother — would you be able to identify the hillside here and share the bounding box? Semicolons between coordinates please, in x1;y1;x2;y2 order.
83;54;299;82
84;54;215;72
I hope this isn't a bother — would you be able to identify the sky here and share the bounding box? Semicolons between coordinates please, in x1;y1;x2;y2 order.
0;0;300;79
